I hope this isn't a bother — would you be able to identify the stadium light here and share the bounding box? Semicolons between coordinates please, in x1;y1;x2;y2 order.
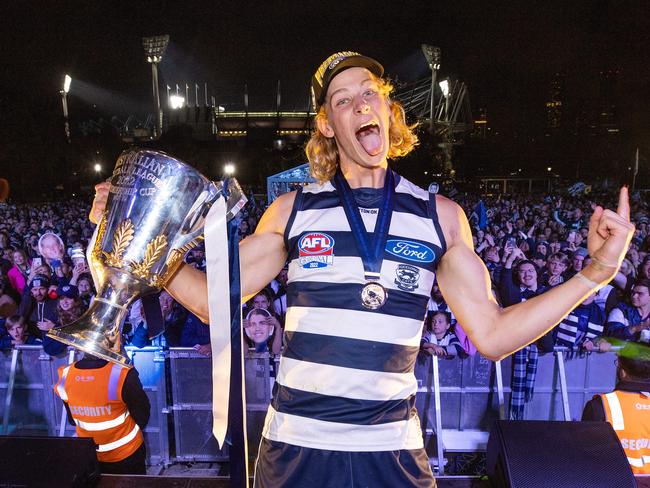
169;94;185;110
94;163;102;173
143;35;170;139
60;74;72;143
439;80;449;98
224;163;235;176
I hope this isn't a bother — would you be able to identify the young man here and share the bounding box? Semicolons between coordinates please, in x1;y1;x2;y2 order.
91;52;634;487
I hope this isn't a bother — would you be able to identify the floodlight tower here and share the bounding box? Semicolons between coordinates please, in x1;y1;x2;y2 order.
421;44;441;133
60;74;72;143
142;35;170;139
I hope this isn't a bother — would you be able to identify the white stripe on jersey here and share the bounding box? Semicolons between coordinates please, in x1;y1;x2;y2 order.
285;306;424;347
389;212;442;248
262;406;424;452
395;177;430;200
277;357;417;401
289;256;366;284
288;256;434;298
289;207;376;238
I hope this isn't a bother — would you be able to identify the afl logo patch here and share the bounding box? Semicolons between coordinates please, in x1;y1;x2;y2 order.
298;232;335;269
385;240;435;263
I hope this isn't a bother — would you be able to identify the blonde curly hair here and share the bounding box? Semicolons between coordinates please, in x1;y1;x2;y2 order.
305;75;418;184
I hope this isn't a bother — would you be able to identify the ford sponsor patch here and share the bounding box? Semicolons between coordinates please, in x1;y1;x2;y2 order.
385;239;435;263
298;232;335;269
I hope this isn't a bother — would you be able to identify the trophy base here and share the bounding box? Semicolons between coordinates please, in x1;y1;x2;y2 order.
48;328;131;366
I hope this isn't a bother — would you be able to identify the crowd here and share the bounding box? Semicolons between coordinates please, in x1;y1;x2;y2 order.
1;187;649;366
0;194;284;357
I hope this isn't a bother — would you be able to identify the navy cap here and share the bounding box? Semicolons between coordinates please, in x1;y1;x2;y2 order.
30;274;50;289
57;284;79;299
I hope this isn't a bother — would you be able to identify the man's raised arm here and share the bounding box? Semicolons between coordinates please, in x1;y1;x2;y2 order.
435;188;634;361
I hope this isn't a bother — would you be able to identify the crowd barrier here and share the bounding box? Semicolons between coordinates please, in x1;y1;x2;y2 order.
0;346;616;472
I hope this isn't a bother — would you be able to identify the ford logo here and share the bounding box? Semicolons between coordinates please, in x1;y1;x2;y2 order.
385;240;435;263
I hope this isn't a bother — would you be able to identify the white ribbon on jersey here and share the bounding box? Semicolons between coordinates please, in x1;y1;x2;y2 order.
204;196;231;448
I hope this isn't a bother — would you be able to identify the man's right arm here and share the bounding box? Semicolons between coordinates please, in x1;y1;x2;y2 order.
164;191;295;322
91;182;295;324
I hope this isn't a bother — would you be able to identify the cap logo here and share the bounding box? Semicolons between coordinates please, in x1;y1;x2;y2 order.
314;51;362;88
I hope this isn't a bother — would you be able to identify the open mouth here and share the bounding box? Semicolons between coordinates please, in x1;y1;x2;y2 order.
355;122;383;156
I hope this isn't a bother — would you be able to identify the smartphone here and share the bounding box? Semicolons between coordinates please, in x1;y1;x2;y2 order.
506;237;516;249
32;257;42;268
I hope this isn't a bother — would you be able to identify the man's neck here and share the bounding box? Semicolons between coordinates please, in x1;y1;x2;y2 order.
637;304;650;318
339;160;387;189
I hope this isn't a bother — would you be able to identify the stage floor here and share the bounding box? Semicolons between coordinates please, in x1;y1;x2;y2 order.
99;474;650;487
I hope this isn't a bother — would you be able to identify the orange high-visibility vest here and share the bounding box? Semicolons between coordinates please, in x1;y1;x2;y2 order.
600;390;650;474
54;362;143;463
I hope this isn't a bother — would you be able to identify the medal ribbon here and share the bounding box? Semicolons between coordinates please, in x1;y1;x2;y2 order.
333;168;395;282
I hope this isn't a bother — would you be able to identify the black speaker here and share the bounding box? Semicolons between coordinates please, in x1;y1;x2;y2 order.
0;435;100;487
487;420;635;488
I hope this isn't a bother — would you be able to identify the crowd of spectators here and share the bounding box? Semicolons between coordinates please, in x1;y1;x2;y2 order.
1;188;649;372
0;195;277;358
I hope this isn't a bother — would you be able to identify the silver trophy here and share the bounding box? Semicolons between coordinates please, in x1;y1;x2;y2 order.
48;149;245;365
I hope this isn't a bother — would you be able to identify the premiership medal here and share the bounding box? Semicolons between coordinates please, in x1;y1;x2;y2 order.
333;168;395;310
360;282;388;310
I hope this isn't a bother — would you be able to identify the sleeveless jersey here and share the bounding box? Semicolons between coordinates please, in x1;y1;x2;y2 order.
261;174;446;451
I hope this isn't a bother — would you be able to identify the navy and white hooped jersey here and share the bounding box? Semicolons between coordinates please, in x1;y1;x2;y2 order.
261;174;447;452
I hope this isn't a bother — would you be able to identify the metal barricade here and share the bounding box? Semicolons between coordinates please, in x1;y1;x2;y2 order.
168;348;274;462
0;346;64;436
413;349;618;474
0;344;618;471
168;347;228;462
125;346;170;466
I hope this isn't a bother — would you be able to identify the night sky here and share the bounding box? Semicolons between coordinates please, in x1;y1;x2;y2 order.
1;1;649;178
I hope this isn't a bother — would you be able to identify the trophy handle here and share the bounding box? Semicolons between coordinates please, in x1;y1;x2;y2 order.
180;185;221;236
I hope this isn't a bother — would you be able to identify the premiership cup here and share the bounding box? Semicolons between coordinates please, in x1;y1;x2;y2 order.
48;149;245;365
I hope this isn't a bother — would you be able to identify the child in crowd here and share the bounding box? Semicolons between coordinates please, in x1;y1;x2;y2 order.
1;315;41;348
421;311;465;359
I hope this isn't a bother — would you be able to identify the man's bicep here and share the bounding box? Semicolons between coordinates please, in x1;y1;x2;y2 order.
437;244;500;340
239;191;295;300
240;232;287;300
434;199;500;344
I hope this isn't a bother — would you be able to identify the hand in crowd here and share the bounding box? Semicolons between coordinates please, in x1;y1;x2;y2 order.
423;343;447;357
547;274;564;287
36;318;55;332
72;262;89;279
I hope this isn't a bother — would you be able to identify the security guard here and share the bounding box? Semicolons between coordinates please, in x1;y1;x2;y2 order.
582;353;650;474
54;354;150;474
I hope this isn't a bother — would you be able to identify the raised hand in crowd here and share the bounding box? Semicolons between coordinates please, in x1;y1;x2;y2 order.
36;318;55;332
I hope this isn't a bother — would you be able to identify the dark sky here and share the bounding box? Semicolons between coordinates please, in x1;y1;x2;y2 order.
1;1;649;163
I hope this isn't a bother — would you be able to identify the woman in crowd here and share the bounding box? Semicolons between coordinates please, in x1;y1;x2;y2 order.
7;248;30;296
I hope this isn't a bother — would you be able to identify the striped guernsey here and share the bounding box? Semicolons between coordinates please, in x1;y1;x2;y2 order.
261;174;446;451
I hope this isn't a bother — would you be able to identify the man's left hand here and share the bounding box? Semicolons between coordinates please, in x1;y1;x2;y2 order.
587;187;635;280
